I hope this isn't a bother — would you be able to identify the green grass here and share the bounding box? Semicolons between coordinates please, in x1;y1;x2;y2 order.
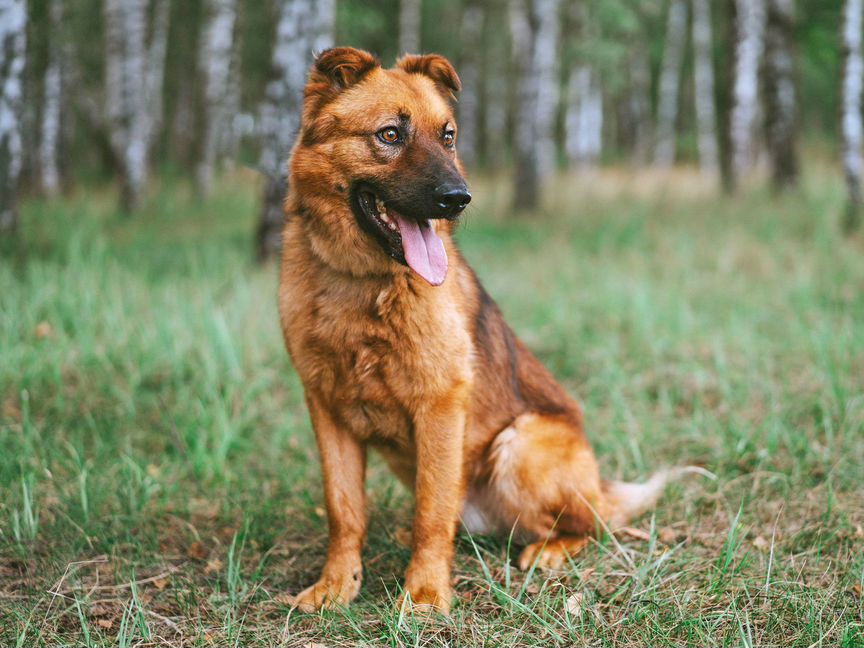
1;167;863;646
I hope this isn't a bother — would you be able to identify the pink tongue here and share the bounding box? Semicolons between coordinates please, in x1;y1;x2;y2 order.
394;214;448;286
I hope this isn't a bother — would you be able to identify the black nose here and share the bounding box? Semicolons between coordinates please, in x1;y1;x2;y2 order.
434;184;472;216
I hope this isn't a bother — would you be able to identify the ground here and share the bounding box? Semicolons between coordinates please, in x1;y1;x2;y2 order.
1;168;863;646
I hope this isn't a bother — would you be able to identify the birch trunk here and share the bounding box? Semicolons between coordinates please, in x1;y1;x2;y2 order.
399;0;421;54
104;0;150;212
40;0;63;196
764;0;798;190
843;0;864;232
654;0;688;167
256;0;334;260
729;0;766;190
145;0;170;156
565;65;602;168
0;0;26;232
510;0;561;212
691;0;719;175
457;1;483;169
196;0;238;197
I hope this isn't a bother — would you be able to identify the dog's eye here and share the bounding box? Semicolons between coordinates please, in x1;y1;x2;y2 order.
377;127;401;144
443;130;455;147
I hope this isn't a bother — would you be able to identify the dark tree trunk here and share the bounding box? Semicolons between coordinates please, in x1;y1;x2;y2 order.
764;0;798;191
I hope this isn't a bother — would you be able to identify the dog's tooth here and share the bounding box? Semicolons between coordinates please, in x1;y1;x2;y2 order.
375;198;386;213
380;211;391;223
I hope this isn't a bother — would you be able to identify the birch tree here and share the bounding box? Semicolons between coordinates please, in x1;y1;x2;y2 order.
457;0;483;169
729;0;766;190
256;0;334;260
196;0;238;197
654;0;688;167
565;65;603;168
40;0;63;196
691;0;719;175
764;0;798;190
0;0;26;233
842;0;864;232
399;0;422;54
510;0;561;211
104;0;170;212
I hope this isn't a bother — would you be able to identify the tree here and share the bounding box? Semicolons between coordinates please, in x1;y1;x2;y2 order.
565;65;603;168
842;0;864;232
764;0;799;190
104;0;170;212
457;0;483;170
399;0;422;55
40;0;63;196
196;0;238;197
0;0;26;233
691;0;719;175
256;0;334;260
654;0;688;167
510;0;561;211
729;0;767;190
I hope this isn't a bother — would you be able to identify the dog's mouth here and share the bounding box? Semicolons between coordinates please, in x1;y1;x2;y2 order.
351;184;448;286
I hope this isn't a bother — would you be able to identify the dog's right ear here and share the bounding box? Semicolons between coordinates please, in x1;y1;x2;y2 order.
304;47;381;115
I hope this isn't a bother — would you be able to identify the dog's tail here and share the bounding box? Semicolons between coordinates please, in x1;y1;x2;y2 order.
601;466;715;528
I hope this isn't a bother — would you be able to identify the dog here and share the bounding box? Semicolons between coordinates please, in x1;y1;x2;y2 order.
278;47;687;615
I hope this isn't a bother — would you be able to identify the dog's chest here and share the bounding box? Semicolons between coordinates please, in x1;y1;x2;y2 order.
288;280;472;443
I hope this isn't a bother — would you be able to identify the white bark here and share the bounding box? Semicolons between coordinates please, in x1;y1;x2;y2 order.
399;0;421;54
0;0;26;232
457;2;483;169
565;65;602;168
40;0;63;196
654;0;688;167
691;0;719;174
510;0;561;210
104;0;151;211
197;0;238;196
257;0;334;258
843;0;864;226
730;0;767;187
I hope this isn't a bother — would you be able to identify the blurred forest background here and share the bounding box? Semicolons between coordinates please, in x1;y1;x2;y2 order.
2;0;864;252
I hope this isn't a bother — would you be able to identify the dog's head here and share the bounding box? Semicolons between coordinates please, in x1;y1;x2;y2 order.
288;47;470;286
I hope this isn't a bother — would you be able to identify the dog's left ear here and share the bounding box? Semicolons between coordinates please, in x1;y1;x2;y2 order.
397;54;461;100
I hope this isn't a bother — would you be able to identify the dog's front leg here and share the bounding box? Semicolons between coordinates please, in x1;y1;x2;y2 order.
400;394;467;615
294;395;367;612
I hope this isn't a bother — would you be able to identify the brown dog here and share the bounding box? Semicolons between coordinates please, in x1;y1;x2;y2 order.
279;47;683;614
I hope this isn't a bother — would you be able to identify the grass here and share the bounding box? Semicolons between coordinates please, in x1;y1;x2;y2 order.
1;166;863;646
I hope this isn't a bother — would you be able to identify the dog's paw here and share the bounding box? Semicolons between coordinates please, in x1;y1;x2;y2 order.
396;583;453;617
518;537;589;571
292;572;362;613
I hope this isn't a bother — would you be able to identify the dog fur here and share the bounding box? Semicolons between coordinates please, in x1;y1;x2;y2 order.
278;47;675;615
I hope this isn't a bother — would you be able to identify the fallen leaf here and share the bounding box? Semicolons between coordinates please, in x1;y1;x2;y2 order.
146;464;160;478
314;506;325;518
187;541;208;560
394;527;412;547
852;584;862;599
619;526;651;542
96;619;113;629
524;582;540;595
659;527;680;544
753;535;769;551
35;321;53;339
580;568;596;581
205;559;223;575
855;525;863;539
152;577;169;590
565;592;584;617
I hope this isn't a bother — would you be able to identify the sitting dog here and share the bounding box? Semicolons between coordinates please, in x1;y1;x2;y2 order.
279;47;683;614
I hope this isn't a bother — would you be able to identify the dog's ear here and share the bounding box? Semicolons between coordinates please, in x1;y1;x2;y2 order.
305;47;380;108
396;54;461;100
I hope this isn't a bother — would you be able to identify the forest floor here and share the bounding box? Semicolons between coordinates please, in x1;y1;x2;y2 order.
1;168;863;646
